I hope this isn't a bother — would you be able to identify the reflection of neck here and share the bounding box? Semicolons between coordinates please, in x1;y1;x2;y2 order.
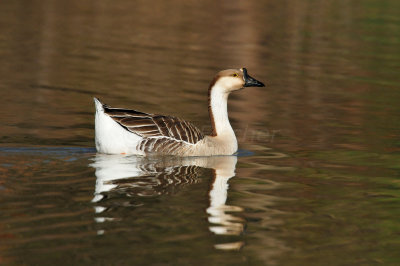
209;168;234;207
207;156;243;240
208;86;235;138
206;156;237;207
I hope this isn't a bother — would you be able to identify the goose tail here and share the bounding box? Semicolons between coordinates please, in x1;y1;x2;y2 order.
94;97;104;113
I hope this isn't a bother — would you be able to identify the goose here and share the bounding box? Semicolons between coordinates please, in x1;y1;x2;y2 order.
94;68;265;156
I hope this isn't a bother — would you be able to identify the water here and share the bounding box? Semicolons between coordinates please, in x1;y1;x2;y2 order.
0;0;400;265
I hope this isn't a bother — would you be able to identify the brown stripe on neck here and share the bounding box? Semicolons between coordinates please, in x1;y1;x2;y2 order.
208;74;220;136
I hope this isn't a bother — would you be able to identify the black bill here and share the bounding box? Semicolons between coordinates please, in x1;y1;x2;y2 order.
243;68;265;87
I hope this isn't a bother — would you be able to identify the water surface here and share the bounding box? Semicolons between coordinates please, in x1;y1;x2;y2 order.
0;0;400;265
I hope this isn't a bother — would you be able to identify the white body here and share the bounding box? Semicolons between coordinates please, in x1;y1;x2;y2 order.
94;97;237;156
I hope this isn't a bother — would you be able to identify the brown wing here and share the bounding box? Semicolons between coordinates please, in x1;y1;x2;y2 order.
103;105;205;145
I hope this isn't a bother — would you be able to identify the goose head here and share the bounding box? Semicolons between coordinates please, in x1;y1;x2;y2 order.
210;68;265;93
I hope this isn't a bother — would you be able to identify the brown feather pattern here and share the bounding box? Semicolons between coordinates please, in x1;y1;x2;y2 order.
107;165;203;197
103;104;205;153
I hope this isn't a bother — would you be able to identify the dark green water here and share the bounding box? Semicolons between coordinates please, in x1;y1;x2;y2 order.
0;0;399;265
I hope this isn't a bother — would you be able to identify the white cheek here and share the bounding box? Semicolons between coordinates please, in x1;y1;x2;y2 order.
230;79;244;90
216;77;244;92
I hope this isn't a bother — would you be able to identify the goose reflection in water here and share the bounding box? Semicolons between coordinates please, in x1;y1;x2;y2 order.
90;154;244;250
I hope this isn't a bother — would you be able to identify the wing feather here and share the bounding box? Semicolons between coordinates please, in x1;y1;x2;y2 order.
103;104;205;146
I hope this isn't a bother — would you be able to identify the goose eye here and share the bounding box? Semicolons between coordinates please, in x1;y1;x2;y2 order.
232;73;238;77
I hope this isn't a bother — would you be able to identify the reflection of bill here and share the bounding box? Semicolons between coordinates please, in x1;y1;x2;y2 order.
90;154;244;250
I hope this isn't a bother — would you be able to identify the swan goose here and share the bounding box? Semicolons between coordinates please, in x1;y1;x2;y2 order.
94;68;265;156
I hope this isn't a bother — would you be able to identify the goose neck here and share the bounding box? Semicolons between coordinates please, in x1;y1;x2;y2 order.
208;85;234;137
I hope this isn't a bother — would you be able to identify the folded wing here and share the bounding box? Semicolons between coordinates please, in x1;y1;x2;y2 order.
103;104;205;145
